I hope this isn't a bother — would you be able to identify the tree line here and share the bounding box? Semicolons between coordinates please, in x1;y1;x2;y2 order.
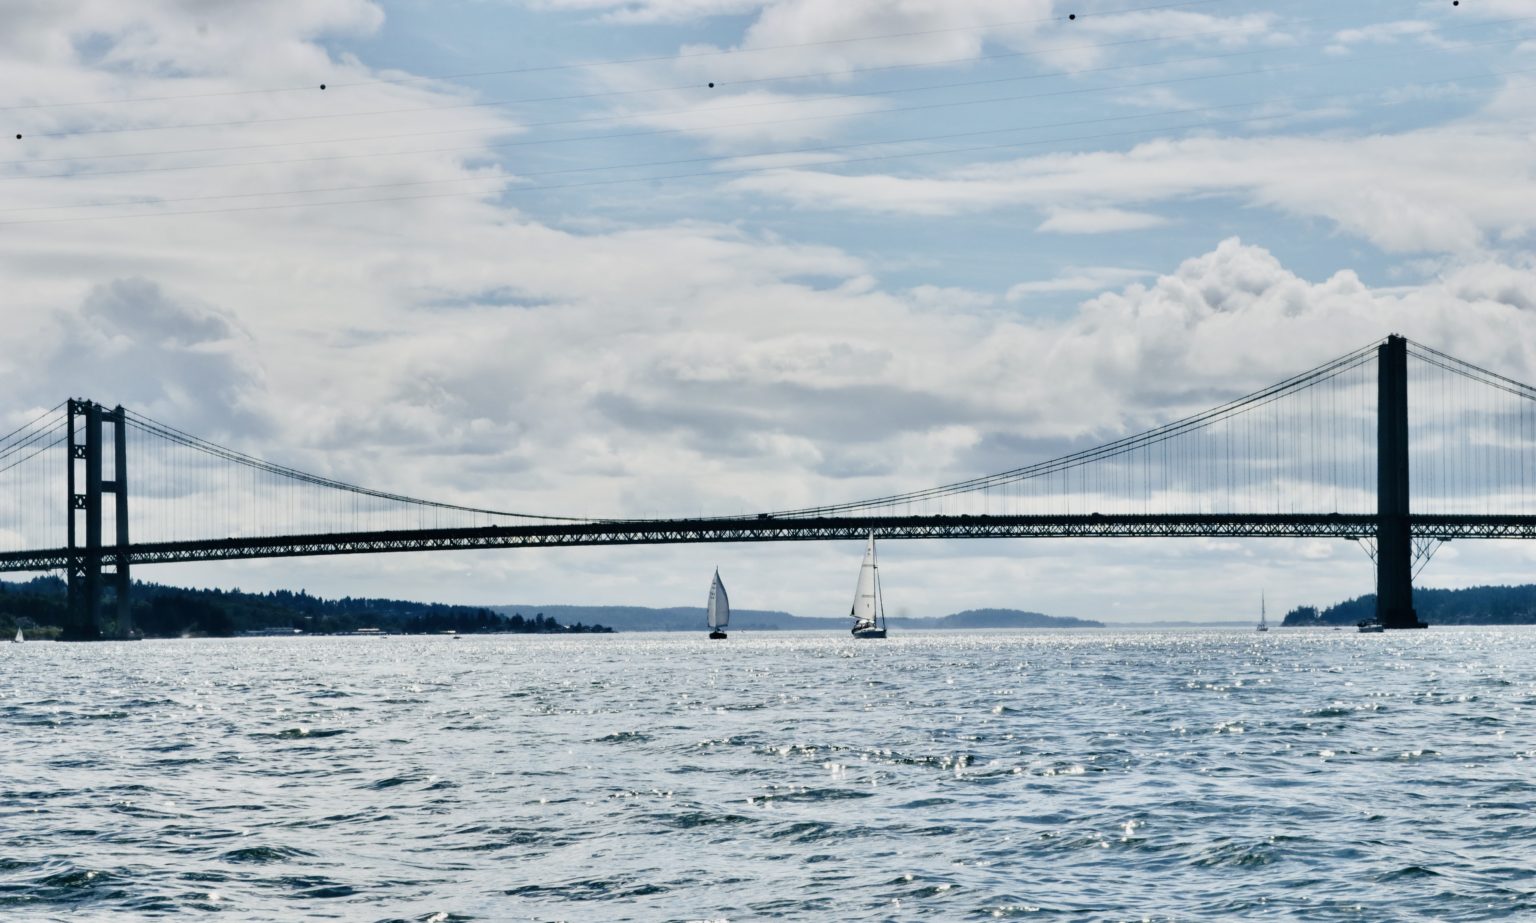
1283;584;1536;626
0;577;611;638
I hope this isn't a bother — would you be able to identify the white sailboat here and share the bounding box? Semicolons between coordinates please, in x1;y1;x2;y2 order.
849;534;888;639
1257;593;1269;632
707;569;729;639
12;626;22;643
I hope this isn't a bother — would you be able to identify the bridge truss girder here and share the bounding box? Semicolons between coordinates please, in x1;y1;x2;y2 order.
3;513;1535;573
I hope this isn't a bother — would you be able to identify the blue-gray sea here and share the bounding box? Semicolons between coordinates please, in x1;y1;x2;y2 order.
4;628;1535;921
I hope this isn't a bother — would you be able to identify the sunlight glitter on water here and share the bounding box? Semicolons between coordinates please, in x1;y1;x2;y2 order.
4;628;1536;920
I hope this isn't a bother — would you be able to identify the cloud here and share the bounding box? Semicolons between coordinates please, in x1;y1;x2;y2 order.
0;1;383;86
559;0;1287;152
727;89;1536;253
519;0;768;24
1006;267;1154;299
35;277;269;440
1454;0;1536;18
1038;238;1536;415
325;234;1536;526
1330;20;1436;50
667;2;1280;81
81;276;235;346
603;88;890;150
1036;206;1167;234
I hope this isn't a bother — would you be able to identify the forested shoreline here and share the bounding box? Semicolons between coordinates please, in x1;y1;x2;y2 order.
0;577;611;639
1284;584;1536;626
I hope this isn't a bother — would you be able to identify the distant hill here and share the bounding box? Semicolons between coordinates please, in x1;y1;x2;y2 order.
929;608;1101;629
492;604;1102;631
1283;584;1536;626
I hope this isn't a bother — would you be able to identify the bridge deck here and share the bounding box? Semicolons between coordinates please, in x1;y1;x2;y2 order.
2;514;1533;573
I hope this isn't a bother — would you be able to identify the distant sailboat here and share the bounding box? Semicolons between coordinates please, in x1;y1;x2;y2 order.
707;569;729;639
849;534;888;639
1257;593;1269;632
12;626;22;643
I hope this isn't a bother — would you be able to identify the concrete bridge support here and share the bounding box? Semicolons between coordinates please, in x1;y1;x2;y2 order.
63;400;131;641
1376;335;1424;629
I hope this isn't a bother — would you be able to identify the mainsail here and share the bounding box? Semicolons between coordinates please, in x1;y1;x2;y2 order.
707;570;730;630
849;534;879;629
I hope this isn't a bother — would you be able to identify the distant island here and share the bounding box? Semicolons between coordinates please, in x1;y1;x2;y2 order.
911;608;1104;629
0;576;612;639
1284;584;1536;627
491;604;1102;631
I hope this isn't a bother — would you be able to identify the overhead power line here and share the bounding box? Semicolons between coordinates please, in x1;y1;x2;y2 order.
0;0;1243;114
2;66;1529;227
3;33;1367;172
3;31;1528;197
9;3;1321;141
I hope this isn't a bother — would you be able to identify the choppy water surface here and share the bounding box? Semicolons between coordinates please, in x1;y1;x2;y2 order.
4;629;1536;921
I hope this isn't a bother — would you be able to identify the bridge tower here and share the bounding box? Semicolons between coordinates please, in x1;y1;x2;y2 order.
1376;335;1424;629
63;400;131;641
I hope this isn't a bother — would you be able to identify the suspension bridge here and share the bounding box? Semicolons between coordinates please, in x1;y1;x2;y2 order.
3;334;1534;640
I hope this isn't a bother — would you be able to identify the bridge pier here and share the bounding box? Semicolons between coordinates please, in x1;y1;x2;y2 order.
63;400;131;641
1377;335;1424;629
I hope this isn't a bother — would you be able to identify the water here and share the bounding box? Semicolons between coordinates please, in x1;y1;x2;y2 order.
4;629;1536;921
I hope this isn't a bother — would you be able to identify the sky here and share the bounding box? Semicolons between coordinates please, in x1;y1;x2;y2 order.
2;0;1536;622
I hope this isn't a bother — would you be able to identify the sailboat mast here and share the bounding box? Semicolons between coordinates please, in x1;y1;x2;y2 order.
873;542;884;629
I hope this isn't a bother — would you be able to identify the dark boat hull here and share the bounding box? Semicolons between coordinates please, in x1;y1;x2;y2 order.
851;628;887;639
709;630;728;639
